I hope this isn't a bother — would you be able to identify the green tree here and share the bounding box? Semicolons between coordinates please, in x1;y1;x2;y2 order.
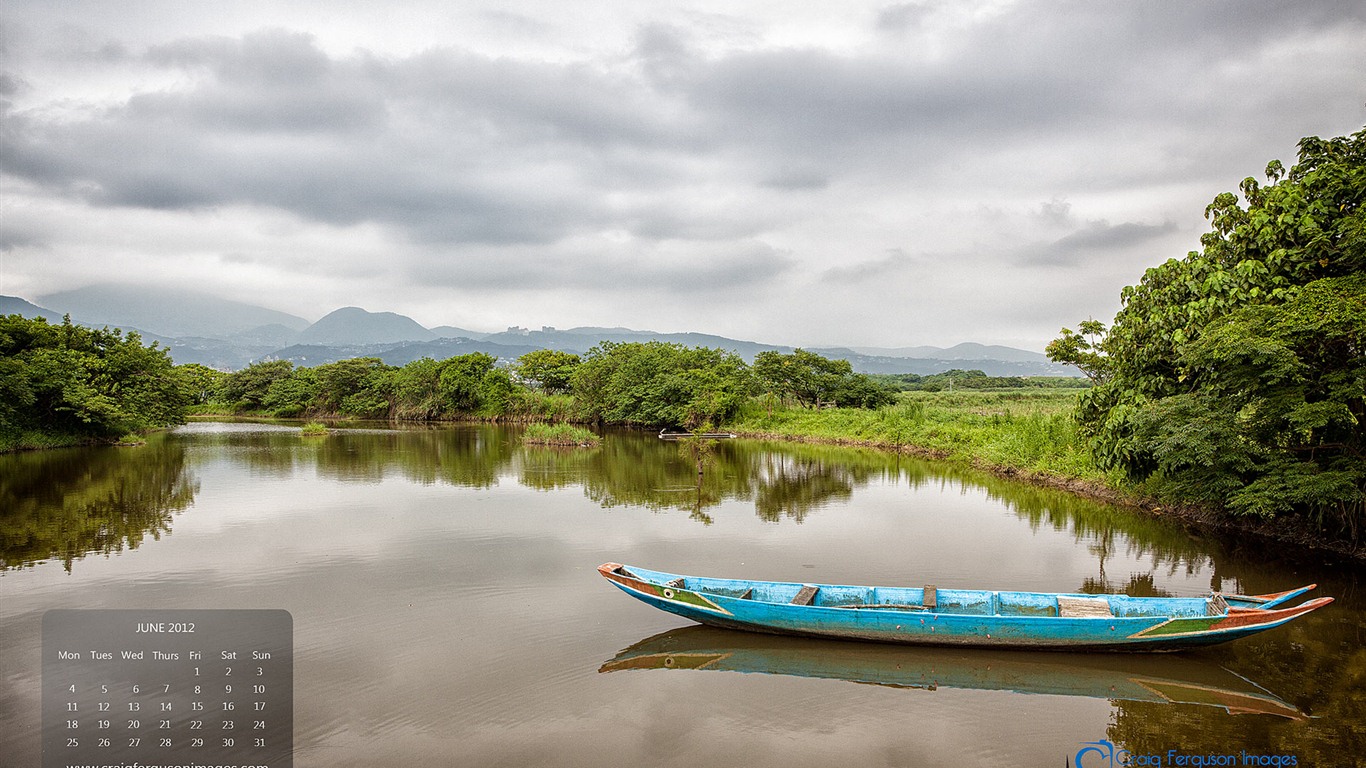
221;360;296;411
392;357;446;420
1043;319;1109;384
263;366;319;417
475;367;520;417
0;315;188;446
314;357;394;418
1050;126;1366;532
514;349;581;393
753;348;893;408
1128;276;1364;523
572;341;754;428
437;353;500;413
174;363;228;405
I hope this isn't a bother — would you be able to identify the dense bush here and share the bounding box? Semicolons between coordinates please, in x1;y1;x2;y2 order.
1050;126;1365;532
0;315;189;448
752;349;896;408
571;341;754;428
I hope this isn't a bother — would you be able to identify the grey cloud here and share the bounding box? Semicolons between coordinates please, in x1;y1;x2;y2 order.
4;33;659;244
415;241;793;294
393;47;710;154
632;23;697;87
1056;221;1177;251
661;1;1366;184
476;10;554;36
0;225;45;253
759;166;829;191
9;6;1364;248
821;248;919;284
874;3;935;34
1035;199;1074;228
1023;220;1179;267
5;1;1365;353
139;30;386;134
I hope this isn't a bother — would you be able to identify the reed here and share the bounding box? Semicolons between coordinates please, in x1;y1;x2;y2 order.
728;390;1107;481
522;422;601;447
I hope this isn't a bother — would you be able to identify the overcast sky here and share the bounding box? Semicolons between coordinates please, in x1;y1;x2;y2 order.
2;1;1363;350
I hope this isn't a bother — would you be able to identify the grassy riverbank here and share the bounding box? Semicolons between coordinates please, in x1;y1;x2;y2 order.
731;390;1111;482
731;390;1364;561
182;387;1362;560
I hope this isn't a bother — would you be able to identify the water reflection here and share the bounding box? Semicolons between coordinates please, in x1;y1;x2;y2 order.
4;421;1363;765
0;423;1269;586
0;437;197;571
601;626;1307;720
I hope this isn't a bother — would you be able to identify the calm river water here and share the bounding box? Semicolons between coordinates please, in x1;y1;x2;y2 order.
2;422;1362;767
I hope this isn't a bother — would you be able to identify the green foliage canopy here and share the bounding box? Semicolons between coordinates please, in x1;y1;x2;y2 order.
514;349;581;393
0;315;189;446
572;341;754;428
1050;126;1365;527
753;349;896;408
221;360;296;411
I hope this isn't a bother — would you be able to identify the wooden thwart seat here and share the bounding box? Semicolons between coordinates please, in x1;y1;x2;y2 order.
1058;596;1114;618
791;585;819;605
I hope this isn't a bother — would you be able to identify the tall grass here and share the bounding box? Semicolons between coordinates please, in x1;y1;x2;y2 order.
523;422;601;447
728;390;1108;481
0;429;98;452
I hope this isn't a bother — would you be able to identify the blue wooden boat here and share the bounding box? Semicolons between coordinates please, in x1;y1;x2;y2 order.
601;625;1307;718
599;563;1332;652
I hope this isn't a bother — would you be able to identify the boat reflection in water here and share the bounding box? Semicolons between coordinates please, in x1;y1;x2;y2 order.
600;626;1305;720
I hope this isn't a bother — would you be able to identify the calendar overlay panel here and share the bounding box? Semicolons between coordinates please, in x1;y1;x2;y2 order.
43;609;293;768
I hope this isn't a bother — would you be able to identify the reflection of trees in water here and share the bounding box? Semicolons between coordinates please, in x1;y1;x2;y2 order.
579;437;751;516
187;425;516;489
1107;632;1366;765
174;424;1342;598
181;425;1326;596
317;428;513;489
0;437;197;572
213;425;1259;579
519;445;598;491
748;453;854;523
573;438;873;522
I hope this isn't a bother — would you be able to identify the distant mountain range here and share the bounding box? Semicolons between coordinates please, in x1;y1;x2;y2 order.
2;285;1080;377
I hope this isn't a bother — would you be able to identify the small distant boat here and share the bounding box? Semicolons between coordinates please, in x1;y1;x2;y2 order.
601;625;1307;719
658;428;737;440
598;563;1332;652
